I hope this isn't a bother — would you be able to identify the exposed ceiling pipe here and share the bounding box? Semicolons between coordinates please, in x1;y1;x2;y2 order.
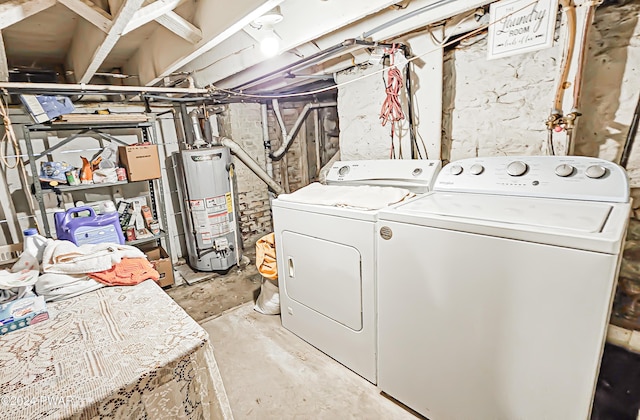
270;101;337;161
362;0;459;38
0;82;209;95
230;39;396;92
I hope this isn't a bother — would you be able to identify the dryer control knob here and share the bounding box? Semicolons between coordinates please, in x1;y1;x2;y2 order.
507;161;528;177
555;164;574;177
338;165;350;176
469;164;484;175
585;165;607;179
450;164;463;175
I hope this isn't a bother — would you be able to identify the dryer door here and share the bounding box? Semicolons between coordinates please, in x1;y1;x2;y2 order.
281;231;363;331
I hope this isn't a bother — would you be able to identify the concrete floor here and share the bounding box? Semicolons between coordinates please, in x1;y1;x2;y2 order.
167;249;639;419
166;249;418;419
166;249;261;323
201;303;417;420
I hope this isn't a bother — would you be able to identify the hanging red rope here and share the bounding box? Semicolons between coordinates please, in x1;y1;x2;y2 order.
379;45;405;158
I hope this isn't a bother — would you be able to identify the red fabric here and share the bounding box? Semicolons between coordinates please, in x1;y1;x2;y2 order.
89;258;159;286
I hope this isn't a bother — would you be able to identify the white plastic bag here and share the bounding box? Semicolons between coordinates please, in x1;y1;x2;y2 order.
254;277;280;315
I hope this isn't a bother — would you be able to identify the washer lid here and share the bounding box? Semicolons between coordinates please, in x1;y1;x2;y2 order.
378;192;631;254
401;193;611;233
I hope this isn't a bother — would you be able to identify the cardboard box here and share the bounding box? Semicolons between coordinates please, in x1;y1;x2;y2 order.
0;296;49;335
144;246;174;288
118;145;161;182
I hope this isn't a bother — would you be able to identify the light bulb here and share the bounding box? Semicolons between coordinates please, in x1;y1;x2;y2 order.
260;30;280;57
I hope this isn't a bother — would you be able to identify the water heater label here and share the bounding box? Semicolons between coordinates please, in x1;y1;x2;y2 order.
225;193;233;213
206;195;231;236
189;199;205;210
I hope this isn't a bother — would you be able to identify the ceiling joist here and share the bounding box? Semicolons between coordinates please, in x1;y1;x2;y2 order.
69;0;144;83
58;0;112;33
121;0;183;36
156;10;201;43
0;0;57;30
124;0;285;86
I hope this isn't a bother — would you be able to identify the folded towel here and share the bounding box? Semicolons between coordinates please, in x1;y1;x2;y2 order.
36;272;104;302
276;182;414;210
42;240;145;274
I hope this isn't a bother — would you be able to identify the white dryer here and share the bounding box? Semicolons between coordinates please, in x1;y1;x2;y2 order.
272;159;441;384
376;156;631;420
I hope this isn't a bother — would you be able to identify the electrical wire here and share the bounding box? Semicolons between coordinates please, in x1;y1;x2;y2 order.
380;46;405;159
0;95;21;169
209;0;539;100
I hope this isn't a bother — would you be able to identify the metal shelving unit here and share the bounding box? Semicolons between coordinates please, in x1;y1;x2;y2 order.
22;117;172;258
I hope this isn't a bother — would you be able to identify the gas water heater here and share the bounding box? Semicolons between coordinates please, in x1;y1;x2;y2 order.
178;146;241;271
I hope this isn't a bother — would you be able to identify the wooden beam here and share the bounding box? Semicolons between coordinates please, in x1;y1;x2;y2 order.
58;0;112;33
0;0;56;30
122;0;184;36
72;0;145;83
0;32;8;82
125;0;285;86
155;10;201;43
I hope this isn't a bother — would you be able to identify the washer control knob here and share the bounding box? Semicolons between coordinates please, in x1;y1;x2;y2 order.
338;165;350;176
449;164;463;175
469;164;484;175
585;165;607;179
412;168;423;176
507;161;528;177
555;164;574;177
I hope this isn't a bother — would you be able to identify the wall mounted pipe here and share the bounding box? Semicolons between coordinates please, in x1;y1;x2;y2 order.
213;136;285;196
270;101;338;161
553;0;577;113
620;93;640;169
571;1;595;109
271;99;291;192
261;103;274;178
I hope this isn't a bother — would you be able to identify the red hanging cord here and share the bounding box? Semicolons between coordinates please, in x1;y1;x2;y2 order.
379;45;405;158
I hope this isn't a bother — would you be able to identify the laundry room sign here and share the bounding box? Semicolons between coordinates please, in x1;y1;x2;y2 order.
487;0;558;60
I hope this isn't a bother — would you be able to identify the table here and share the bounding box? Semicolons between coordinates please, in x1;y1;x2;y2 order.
0;280;233;419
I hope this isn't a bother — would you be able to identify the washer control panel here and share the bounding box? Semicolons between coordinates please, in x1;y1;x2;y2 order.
327;159;442;193
435;156;629;202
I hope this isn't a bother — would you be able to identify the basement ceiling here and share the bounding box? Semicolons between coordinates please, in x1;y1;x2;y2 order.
0;0;490;96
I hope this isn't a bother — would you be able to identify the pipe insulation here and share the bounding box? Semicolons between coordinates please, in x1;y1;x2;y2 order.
214;136;285;196
270;101;338;161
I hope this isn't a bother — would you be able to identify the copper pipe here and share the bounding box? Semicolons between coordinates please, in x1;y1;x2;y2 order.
572;1;596;109
553;0;577;112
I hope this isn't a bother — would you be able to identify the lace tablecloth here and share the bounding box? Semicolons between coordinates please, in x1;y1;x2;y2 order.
0;280;233;419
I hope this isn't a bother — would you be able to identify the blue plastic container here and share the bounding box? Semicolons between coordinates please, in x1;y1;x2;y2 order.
54;206;125;246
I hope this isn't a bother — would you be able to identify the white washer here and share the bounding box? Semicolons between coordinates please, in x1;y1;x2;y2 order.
376;156;631;420
272;159;441;384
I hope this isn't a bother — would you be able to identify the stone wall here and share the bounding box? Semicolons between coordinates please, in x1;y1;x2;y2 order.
574;0;640;185
442;28;560;162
